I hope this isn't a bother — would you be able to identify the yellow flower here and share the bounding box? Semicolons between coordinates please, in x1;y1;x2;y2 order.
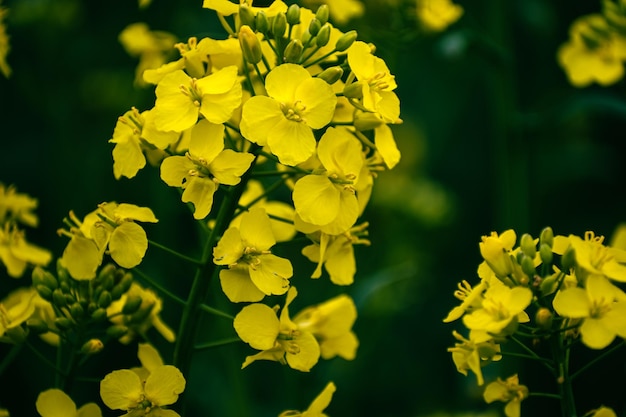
553;274;626;349
293;294;358;360
0;286;37;343
213;207;292;302
107;282;176;344
301;0;364;25
118;23;177;87
479;230;517;279
36;389;102;417
483;374;528;417
292;127;363;234
447;330;501;386
240;63;337;166
0;2;10;78
443;279;487;323
557;14;626;87
202;0;288;17
0;223;51;278
462;283;532;335
100;365;185;416
415;0;463;32
278;382;336;417
153;66;242;132
568;231;626;282
346;41;400;124
589;406;617;417
0;183;40;227
234;287;320;371
160;120;254;220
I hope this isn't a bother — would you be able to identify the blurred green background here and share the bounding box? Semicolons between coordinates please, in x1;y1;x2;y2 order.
2;0;626;416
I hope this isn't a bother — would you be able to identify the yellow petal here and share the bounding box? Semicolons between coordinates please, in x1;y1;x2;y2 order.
100;369;143;410
219;267;266;303
36;389;77;417
234;303;280;350
285;331;320;372
109;222;148;268
144;365;186;406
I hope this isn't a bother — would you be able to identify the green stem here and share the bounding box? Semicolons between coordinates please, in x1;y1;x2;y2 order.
509;335;555;374
570;340;625;381
199;303;234;320
147;239;202;265
0;343;22;376
133;268;186;306
528;392;562;400
194;336;241;351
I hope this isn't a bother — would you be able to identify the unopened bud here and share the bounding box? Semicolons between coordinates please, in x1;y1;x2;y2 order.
98;291;113;308
335;30;357;52
316;23;331;48
539;243;553;266
317;66;343;84
239;25;263;64
539;227;554;248
52;289;67;308
5;326;28;344
80;338;104;355
256;11;269;33
26;318;49;334
111;272;133;300
308;18;322;37
122;294;143;315
55;317;74;330
56;259;70;283
239;4;256;29
343;81;364;99
91;308;108;322
520;233;536;258
70;302;85;319
272;12;287;39
520;255;536;277
35;285;53;301
283;39;303;63
315;5;329;25
354;112;384;131
561;247;576;271
286;4;300;25
106;325;128;339
535;307;553;330
32;267;58;290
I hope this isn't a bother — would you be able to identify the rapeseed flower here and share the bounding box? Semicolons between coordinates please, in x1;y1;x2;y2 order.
0;223;51;278
278;382;336;417
36;389;102;417
415;0;463;32
448;330;501;386
213;207;292;302
568;231;626;282
240;63;337;166
483;374;528;417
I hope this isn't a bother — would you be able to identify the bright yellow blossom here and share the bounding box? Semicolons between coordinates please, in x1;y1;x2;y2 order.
278;382;336;417
553;274;626;349
0;183;40;227
240;63;337;166
0;223;51;278
36;389;102;417
213;207;292;302
202;0;288;17
292;127;363;234
234;287;320;371
0;286;37;343
479;230;516;279
160;120;254;219
568;231;626;282
447;330;501;386
557;14;626;87
443;279;487;323
100;364;185;416
415;0;464;32
483;374;528;417
589;406;618;417
153;66;242;132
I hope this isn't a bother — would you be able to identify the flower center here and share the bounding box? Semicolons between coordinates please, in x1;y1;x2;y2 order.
280;101;307;122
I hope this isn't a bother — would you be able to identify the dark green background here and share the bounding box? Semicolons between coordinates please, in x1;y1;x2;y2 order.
1;0;626;416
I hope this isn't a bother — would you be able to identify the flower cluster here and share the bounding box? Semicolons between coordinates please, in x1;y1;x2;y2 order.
558;0;626;87
444;227;626;417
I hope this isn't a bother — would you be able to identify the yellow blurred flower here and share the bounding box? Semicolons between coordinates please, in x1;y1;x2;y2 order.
483;374;528;417
36;389;101;417
278;382;337;417
415;0;463;32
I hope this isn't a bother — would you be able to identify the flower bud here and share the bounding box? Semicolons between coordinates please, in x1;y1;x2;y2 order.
55;317;74;330
283;39;303;63
315;4;329;25
354;111;384;131
272;12;287;39
5;326;28;344
561;247;576;271
256;11;269;33
335;30;357;52
70;302;85;319
97;263;117;289
111;272;133;300
98;291;113;308
308;18;322;37
56;259;71;283
32;267;58;291
317;66;343;84
122;294;143;315
239;25;263;64
239;4;256;29
539;243;553;266
520;233;536;258
535;307;553;330
91;308;108;322
343;81;364;99
35;285;53;301
26;318;49;334
52;289;67;308
286;4;300;25
520;255;535;278
106;325;128;339
316;23;331;48
80;338;104;355
539;227;554;248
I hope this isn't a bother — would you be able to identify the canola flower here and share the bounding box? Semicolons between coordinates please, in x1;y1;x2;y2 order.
278;382;337;417
36;389;102;417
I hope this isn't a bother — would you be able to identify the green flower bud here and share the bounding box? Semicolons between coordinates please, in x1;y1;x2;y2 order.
335;30;358;52
520;233;536;258
539;243;553;266
80;338;104;355
26;318;49;334
256;11;269;33
316;23;331;48
32;267;58;290
106;325;128;339
59;281;71;294
97;263;117;289
315;4;329;25
317;66;343;84
91;308;108;322
520;255;536;277
354;112;384;131
35;285;53;301
56;259;70;283
272;12;287;39
64;293;76;306
111;272;133;300
70;303;85;319
239;4;256;29
283;39;304;63
539;227;554;248
122;294;143;315
5;326;28;344
561;247;577;271
55;317;74;330
286;4;300;25
52;289;67;308
308;18;321;37
87;301;98;314
343;81;364;99
97;291;113;309
129;304;154;324
239;25;263;64
535;307;553;330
